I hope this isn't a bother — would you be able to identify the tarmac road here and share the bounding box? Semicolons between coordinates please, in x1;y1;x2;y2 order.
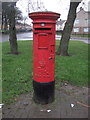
0;32;33;42
0;32;90;44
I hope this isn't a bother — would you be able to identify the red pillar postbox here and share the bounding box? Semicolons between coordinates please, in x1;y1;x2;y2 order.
29;12;60;104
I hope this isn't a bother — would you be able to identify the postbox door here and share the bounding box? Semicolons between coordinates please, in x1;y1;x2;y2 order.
34;32;55;83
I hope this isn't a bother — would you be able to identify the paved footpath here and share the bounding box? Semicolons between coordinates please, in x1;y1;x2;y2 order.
70;36;90;44
2;84;89;119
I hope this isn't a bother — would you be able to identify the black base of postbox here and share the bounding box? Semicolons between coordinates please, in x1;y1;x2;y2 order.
33;80;55;104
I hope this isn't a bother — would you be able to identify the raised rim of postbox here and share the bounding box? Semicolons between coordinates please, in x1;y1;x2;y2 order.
28;11;60;20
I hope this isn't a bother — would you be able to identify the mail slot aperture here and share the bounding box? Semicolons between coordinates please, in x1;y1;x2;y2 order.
35;28;51;30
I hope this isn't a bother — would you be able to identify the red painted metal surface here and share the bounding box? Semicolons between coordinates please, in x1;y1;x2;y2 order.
29;12;60;83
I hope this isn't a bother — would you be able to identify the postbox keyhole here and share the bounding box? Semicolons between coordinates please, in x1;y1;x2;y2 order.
49;57;53;59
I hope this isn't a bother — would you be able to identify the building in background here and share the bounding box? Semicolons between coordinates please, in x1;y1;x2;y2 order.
56;7;90;35
56;19;66;31
16;22;32;31
72;7;90;35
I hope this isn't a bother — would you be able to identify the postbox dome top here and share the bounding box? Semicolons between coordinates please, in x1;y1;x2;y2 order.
29;11;60;21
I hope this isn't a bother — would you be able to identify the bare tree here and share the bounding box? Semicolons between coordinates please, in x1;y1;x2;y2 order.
7;2;18;54
2;2;23;54
28;0;47;13
2;3;22;31
2;2;8;31
2;2;18;54
23;16;27;28
56;0;82;56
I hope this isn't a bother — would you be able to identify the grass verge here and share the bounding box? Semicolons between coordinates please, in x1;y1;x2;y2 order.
55;40;88;87
71;34;90;38
2;40;88;104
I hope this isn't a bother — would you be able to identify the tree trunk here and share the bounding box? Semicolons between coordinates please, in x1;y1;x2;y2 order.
1;13;4;30
56;1;82;56
8;4;18;54
4;13;8;31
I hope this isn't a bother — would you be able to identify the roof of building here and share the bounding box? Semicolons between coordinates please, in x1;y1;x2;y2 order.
77;7;90;14
56;20;66;25
16;22;30;26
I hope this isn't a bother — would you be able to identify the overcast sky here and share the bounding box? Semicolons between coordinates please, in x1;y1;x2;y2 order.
16;0;90;24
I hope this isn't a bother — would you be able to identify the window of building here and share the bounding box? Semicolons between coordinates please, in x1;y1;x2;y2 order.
74;19;79;24
85;19;88;24
88;19;90;24
84;28;89;32
73;28;79;32
85;19;90;24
